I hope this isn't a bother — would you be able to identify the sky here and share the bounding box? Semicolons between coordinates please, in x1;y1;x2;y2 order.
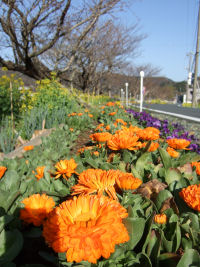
118;0;199;82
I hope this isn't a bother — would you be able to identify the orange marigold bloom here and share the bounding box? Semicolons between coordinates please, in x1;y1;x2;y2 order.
35;166;45;180
147;142;160;152
105;125;111;131
72;169;119;199
88;114;93;118
109;112;116;116
107;131;142;151
70;128;74;132
20;194;55;226
77;146;94;154
191;162;200;175
90;132;112;142
166;138;190;150
101;105;105;109
102;110;105;114
92;151;99;156
179;184;200;211
24;145;34;151
43;195;129;263
77;113;83;116
95;123;104;131
0;166;7;179
166;147;179;158
55;159;77;180
137;127;160;141
115;119;127;126
116;172;142;190
154;214;167;224
84;109;89;112
106;101;115;106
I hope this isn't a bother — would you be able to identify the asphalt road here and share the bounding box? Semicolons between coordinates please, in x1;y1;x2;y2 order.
142;103;200;119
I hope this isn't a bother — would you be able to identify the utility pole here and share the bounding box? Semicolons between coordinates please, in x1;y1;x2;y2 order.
192;1;200;107
186;52;193;102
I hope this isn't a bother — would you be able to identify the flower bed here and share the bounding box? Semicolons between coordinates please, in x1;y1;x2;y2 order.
0;102;200;266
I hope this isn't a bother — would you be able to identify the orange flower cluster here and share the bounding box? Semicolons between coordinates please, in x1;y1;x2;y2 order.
34;166;45;180
72;168;142;198
179;184;200;211
191;162;200;175
55;159;77;180
43;195;129;263
24;145;34;151
115;119;127;126
109;111;116;116
107;131;142;151
154;214;167;224
0;166;7;179
90;132;112;142
106;102;115;106
167;138;190;150
20;194;55;226
137;127;160;141
166;147;179;158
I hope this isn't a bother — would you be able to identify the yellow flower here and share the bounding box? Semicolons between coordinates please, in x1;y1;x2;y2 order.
43;195;129;263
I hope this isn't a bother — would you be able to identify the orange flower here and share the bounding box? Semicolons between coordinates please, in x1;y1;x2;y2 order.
92;151;99;156
24;145;34;151
55;159;77;180
70;128;74;132
77;146;93;154
166;138;190;150
115;119;127;126
88;114;93;118
107;131;142;151
101;105;105;109
147;142;160;152
116;172;142;190
137;127;160;141
154;214;167;224
166;147;179;158
90;132;112;142
84;109;89;112
105;125;111;131
109;112;116;116
106;102;115;106
72;169;119;199
20;194;55;226
95;123;104;131
78;113;83;116
0;166;7;178
43;195;129;263
102;110;105;114
191;162;200;175
35;166;45;180
179;184;200;211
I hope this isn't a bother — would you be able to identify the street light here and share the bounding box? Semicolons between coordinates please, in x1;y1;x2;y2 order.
125;82;129;107
140;71;144;112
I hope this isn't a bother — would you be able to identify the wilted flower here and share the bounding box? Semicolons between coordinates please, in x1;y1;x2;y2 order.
179;184;200;211
20;194;55;226
55;159;77;180
166;147;179;158
167;138;190;150
191;162;200;175
90;132;112;142
24;145;34;151
43;195;129;263
154;214;167;224
0;166;7;179
72;169;119;199
35;166;45;180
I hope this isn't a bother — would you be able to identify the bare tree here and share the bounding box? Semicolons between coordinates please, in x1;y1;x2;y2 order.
0;0;128;79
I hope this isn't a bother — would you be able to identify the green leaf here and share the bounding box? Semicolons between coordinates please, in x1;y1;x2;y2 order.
158;253;180;267
177;249;200;267
123;218;145;250
0;215;14;233
0;170;20;191
122;150;132;163
158;147;172;169
0;229;23;264
136;152;150;176
165;168;182;185
85;159;99;169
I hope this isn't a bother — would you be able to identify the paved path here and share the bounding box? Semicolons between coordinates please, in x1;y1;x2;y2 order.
132;103;200;122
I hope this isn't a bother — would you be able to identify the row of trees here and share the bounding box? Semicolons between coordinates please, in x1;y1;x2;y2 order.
0;0;159;94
